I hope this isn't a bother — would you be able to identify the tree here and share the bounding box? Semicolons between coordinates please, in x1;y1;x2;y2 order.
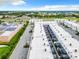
0;20;2;24
1;54;7;59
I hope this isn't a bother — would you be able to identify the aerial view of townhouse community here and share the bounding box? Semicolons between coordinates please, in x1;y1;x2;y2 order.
0;0;79;59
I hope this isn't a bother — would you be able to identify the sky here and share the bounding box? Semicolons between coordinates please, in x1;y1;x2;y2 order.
0;0;79;11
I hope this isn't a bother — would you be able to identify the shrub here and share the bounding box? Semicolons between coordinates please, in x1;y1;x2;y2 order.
76;31;79;35
1;54;7;59
24;43;29;48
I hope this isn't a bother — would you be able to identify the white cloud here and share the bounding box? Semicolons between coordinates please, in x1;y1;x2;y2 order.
11;0;26;6
0;0;26;6
29;5;79;11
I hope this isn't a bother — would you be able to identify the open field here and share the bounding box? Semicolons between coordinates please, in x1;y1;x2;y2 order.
31;17;79;21
64;17;79;21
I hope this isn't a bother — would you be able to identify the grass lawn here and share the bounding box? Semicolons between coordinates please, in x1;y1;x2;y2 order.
61;17;79;21
0;46;11;59
35;17;79;21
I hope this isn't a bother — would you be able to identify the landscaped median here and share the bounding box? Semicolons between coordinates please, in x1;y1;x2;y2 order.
0;21;29;59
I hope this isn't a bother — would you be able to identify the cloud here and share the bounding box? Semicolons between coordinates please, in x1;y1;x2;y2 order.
0;0;26;6
11;0;26;6
29;5;79;11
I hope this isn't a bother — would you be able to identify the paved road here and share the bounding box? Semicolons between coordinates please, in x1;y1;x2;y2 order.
10;24;32;59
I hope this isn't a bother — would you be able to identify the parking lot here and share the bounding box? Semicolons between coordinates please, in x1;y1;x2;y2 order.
43;25;70;59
